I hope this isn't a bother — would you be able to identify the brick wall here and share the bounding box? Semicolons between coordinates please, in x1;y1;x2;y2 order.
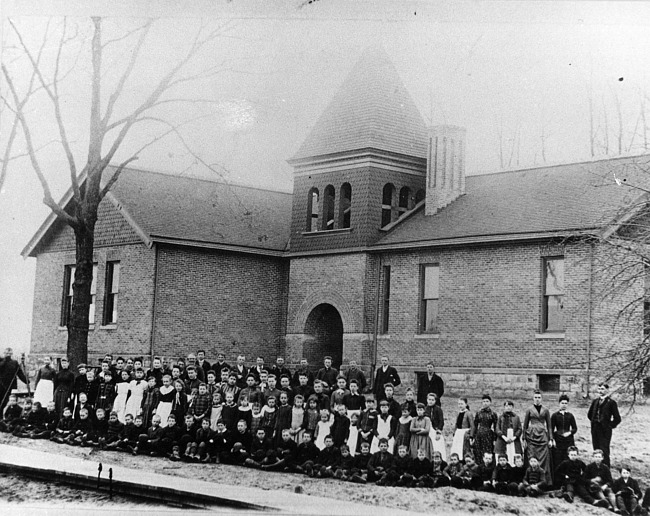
152;245;288;364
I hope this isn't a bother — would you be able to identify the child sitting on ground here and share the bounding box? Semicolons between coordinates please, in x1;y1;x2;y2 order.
612;465;643;516
555;446;589;504
519;456;547;497
492;454;512;495
0;395;22;432
584;449;616;509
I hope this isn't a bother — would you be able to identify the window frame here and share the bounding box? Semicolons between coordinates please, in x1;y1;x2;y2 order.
419;263;440;334
322;184;336;231
61;263;98;326
541;256;564;333
103;261;120;325
381;265;391;334
306;188;320;232
381;183;396;228
338;182;352;229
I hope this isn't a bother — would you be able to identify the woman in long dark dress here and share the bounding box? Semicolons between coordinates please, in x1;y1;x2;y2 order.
473;394;498;461
522;390;553;484
53;357;75;417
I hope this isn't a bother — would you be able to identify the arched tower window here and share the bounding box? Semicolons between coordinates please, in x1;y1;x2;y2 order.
381;183;396;228
322;185;336;231
415;189;425;204
339;183;352;229
307;188;319;232
398;187;411;218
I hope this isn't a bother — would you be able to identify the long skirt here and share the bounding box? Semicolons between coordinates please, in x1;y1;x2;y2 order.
113;393;128;423
33;379;54;407
429;428;447;461
54;387;72;417
155;401;173;428
347;426;359;456
124;394;144;420
451;428;471;460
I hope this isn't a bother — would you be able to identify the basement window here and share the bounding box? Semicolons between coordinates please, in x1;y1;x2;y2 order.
538;374;560;393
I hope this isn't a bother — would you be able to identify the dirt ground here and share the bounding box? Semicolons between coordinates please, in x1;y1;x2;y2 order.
1;395;648;515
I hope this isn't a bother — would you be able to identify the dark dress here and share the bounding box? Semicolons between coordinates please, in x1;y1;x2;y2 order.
53;368;75;417
473;407;498;460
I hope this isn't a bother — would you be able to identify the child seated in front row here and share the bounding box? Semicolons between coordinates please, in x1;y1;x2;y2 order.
518;456;547;497
612;465;643;516
492;454;512;495
51;406;75;443
584;449;616;509
555;446;589;504
0;395;23;432
451;453;479;489
507;454;526;496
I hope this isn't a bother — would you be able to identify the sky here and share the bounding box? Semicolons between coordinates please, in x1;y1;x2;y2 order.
3;0;650;354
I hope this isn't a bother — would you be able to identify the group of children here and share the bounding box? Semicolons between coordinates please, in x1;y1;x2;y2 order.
3;353;649;515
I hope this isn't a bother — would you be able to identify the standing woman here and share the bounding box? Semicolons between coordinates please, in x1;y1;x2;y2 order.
33;356;56;408
53;357;75;417
494;400;523;466
450;397;474;461
522;390;553;483
473;394;498;461
125;368;147;419
113;370;131;423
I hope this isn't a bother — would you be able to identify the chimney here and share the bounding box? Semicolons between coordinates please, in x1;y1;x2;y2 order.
425;125;466;216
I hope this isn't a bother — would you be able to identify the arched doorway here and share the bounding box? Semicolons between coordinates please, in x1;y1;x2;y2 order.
303;303;344;369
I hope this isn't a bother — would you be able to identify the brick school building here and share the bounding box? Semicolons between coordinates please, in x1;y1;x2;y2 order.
23;47;650;399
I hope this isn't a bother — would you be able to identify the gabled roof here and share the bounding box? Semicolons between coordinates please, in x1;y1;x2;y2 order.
23;167;293;257
290;46;428;162
373;154;650;249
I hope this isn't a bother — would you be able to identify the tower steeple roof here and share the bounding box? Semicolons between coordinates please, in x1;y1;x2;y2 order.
291;46;428;162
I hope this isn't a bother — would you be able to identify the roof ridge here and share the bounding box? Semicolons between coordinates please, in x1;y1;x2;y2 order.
470;152;650;178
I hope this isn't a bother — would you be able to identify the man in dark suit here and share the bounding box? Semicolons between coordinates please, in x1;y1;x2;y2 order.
270;357;291;381
233;355;248;389
587;383;621;468
196;350;212;380
0;348;28;414
417;361;444;405
373;356;401;401
291;358;314;387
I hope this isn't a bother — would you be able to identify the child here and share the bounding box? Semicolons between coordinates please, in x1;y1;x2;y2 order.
170;379;188;424
113;414;140;451
264;428;298;471
347;412;359;456
555;446;589;503
380;444;411;487
190;382;212;425
113;370;131;423
194;418;215;462
12;400;39;436
342;379;364;418
350;441;372;484
88;408;108;446
221;392;239;433
51;406;75;443
451;398;474;462
140;376;159;428
314;409;334;450
371;400;396;454
160;414;183;459
274;392;292;446
303;396;320;438
451;453;479;490
495;400;522;466
124;367;148;423
209;392;223;431
245;428;274;468
584;449;616;509
212;420;232;463
0;394;23;433
66;407;93;446
249;402;263;436
260;396;278;441
425;393;446;461
409;403;432;460
519;456;547;497
333;444;355;481
403;388;417;417
313;434;340;478
612;465;642;516
279;375;294;406
383;383;401;420
73;392;93;421
100;410;124;449
367;437;394;483
289;394;305;443
411;447;435;487
477;451;496;492
358;397;378;453
508;454;526;496
222;372;241;402
492;454;512;495
395;403;413;454
133;414;164;456
444;452;464;487
155;375;174;428
311;381;330;412
330;377;350;408
330;404;350;449
431;450;450;487
178;414;198;460
294;430;320;474
95;370;116;413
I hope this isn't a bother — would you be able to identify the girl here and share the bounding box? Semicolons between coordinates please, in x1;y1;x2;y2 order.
274;392;292;446
249;402;263;435
113;370;131;423
260;396;278;441
155;374;174;428
209;391;223;431
409;403;433;460
395;403;413;454
302;395;320;438
125;368;147;419
171;379;188;424
53;357;75;418
347;412;359;456
495;400;523;466
451;398;474;462
289;394;305;443
371;400;396;454
34;356;55;408
425;393;446;461
236;395;253;430
140;376;159;428
474;394;498;462
314;408;333;451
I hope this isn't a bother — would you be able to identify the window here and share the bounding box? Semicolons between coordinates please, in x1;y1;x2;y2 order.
322;185;335;230
381;183;396;228
103;261;120;325
339;183;352;229
542;257;564;332
420;264;439;333
61;263;97;326
381;266;391;334
398;187;410;218
538;374;560;393
307;188;319;232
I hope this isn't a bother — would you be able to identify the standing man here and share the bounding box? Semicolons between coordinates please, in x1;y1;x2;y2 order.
212;353;230;380
344;360;367;393
373;356;400;402
186;353;205;382
316;356;338;393
270;357;291;381
0;348;28;414
292;358;314;387
196;350;212;380
587;383;621;468
233;355;248;389
417;361;444;405
250;356;266;382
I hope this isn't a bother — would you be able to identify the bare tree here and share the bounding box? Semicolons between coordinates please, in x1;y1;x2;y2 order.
1;17;233;366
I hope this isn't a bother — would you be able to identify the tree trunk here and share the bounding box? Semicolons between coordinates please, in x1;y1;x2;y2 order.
67;220;96;368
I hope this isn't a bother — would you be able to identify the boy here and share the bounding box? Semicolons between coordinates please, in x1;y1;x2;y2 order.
584;449;616;509
263;428;298;471
179;414;198;460
100;410;124;449
313;434;340;478
51;406;75;443
443;452;463;487
555;446;590;504
492;454;512;495
519;456;547;497
133;414;164;456
114;414;142;451
330;403;350;448
0;394;22;432
11;399;35;436
478;451;496;492
508;454;526;496
350;441;372;484
194;417;215;462
380;444;412;487
357;396;378;452
66;407;93;446
95;370;115;413
88;408;109;446
262;375;281;406
222;372;241;402
160;414;183;459
211;419;232;463
225;420;252;465
612;465;642;516
73;392;93;421
293;430;320;474
367;437;394;483
190;382;212;424
184;366;201;398
451;453;479;490
245;428;274;468
333;444;355;481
